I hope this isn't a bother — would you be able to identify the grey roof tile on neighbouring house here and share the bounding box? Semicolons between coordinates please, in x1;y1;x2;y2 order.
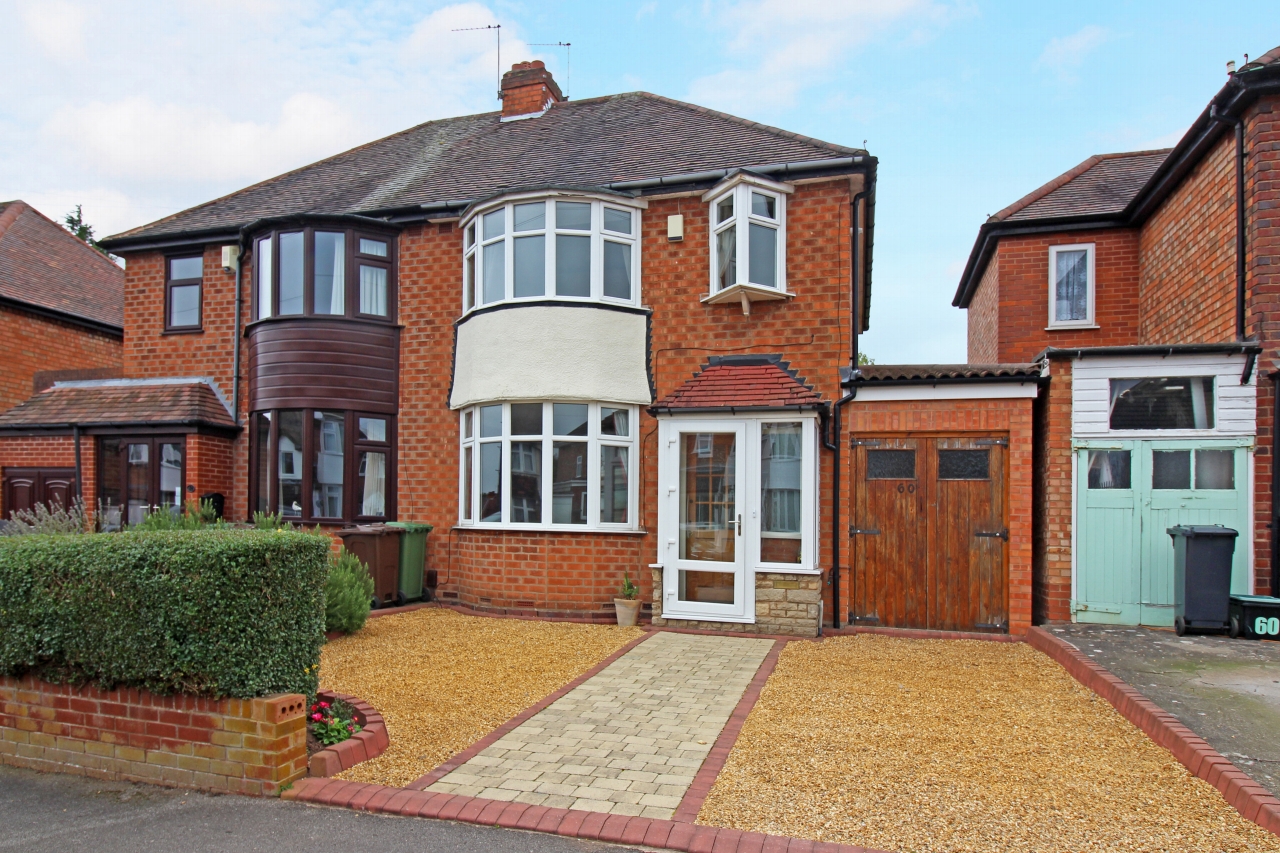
104;92;864;246
0;379;235;432
854;364;1043;383
0;201;124;330
993;150;1172;224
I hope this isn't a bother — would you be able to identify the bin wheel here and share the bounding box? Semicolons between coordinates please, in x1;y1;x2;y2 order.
422;589;434;603
395;591;407;608
1174;615;1187;637
370;596;381;611
1229;615;1241;639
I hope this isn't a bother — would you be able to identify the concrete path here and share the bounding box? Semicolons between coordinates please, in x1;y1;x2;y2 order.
1051;623;1280;797
426;632;773;819
0;764;633;853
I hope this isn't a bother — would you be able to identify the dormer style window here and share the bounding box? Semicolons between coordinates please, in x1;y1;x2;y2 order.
165;255;203;332
1048;243;1095;328
704;172;792;308
461;193;644;314
253;225;396;322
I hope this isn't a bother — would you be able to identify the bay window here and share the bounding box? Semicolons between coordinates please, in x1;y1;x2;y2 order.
705;174;790;301
459;401;637;529
254;225;396;322
462;194;642;313
251;409;395;522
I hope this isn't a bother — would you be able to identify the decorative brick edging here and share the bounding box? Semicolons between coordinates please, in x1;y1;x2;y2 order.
671;639;785;822
406;630;656;790
307;691;389;778
1027;626;1280;836
828;625;1021;642
284;780;892;853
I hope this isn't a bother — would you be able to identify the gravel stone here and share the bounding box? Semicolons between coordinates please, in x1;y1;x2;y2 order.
697;635;1280;853
319;607;642;787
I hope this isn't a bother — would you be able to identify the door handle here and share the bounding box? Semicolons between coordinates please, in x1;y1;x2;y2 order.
975;529;1009;541
736;514;742;536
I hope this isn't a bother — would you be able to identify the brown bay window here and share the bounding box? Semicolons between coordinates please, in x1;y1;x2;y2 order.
253;225;396;322
251;409;394;523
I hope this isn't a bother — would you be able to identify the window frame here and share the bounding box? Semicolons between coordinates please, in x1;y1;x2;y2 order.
457;401;640;531
705;175;791;299
461;193;644;315
164;254;204;333
96;435;187;530
1047;243;1096;329
249;408;396;523
252;226;397;323
751;416;819;573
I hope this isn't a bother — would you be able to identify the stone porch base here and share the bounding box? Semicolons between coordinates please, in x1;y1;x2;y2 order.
649;569;821;637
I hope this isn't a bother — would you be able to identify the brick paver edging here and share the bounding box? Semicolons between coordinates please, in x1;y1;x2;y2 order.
1027;626;1280;836
307;691;389;778
672;639;786;822
283;780;892;853
406;630;657;790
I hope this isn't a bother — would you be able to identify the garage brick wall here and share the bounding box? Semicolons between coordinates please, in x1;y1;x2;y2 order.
845;395;1035;635
0;308;121;414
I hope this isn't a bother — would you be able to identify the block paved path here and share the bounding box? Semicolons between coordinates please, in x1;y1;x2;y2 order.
426;631;773;819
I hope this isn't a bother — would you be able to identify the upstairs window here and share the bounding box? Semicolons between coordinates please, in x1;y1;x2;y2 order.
462;195;642;314
706;175;789;298
166;255;203;331
1048;243;1095;328
254;226;395;322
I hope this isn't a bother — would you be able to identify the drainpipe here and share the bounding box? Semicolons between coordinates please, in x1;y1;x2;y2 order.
821;187;867;629
1274;374;1280;597
72;424;82;507
231;244;245;426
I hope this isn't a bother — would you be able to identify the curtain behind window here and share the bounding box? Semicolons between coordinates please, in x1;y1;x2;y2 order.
1055;249;1088;321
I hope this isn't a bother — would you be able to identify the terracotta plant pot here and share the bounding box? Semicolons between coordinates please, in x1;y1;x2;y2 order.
614;598;641;627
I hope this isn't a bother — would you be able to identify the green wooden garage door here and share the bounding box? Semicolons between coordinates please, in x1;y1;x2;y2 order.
1074;439;1251;626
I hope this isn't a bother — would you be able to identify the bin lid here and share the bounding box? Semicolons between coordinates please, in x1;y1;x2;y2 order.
336;524;401;536
1166;525;1238;538
386;521;433;534
1231;594;1280;605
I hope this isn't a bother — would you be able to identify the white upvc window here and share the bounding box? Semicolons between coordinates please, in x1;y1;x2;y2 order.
704;173;792;303
1048;243;1096;328
459;401;639;530
462;193;644;314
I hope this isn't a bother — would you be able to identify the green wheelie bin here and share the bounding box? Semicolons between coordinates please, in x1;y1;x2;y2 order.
386;522;433;603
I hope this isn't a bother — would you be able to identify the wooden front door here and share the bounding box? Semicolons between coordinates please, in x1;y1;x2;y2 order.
2;468;77;519
851;435;1008;632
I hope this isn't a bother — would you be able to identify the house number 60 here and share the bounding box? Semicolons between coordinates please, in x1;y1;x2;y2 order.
1256;616;1280;636
896;484;916;494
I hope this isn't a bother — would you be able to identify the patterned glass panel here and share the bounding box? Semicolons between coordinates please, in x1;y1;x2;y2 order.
866;450;914;480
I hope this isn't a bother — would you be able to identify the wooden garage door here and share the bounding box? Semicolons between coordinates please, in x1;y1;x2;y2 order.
2;468;77;520
851;435;1007;632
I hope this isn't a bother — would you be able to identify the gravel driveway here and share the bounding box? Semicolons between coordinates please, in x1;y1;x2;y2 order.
697;634;1280;853
1049;623;1280;798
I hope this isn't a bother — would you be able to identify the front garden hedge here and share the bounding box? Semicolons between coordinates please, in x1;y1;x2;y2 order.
0;529;330;698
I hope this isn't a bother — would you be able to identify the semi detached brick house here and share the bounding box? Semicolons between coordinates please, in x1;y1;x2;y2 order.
0;200;124;513
0;62;1041;637
954;48;1280;627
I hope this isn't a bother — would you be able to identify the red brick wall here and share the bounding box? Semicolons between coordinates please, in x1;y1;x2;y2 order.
844;396;1035;635
967;254;1000;363
0;307;121;413
1033;358;1074;622
186;434;236;515
0;676;306;795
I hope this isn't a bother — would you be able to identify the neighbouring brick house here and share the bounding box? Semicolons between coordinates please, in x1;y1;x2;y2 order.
0;200;125;514
953;47;1280;627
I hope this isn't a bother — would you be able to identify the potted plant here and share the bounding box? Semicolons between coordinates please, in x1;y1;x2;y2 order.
614;573;642;627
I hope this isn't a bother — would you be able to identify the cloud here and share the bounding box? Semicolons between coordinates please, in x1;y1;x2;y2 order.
43;93;361;184
686;0;952;114
22;0;86;60
1036;25;1107;80
636;2;658;19
402;4;540;99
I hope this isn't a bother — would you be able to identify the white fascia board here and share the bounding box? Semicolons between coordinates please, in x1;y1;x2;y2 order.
852;383;1040;402
700;170;795;202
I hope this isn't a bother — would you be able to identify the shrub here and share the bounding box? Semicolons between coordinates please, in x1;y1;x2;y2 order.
0;529;330;698
134;499;225;531
252;511;294;531
2;498;92;536
325;548;374;634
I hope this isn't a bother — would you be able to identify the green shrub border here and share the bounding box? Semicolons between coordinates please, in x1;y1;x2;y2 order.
0;529;329;699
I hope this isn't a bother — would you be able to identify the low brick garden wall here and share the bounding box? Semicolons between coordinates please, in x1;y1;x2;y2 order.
0;675;308;795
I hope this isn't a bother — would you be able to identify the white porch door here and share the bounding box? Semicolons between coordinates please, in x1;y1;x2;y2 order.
659;420;750;622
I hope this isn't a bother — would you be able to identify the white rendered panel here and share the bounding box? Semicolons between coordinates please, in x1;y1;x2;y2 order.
853;383;1040;402
451;305;650;409
1071;354;1256;438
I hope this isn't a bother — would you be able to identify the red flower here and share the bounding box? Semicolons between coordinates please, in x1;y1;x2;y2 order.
319;701;330;709
311;713;323;721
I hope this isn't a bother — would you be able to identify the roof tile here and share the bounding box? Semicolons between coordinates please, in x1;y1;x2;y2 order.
995;151;1171;224
0;380;235;430
654;356;823;411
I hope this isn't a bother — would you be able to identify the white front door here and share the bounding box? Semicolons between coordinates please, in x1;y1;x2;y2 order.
659;420;750;621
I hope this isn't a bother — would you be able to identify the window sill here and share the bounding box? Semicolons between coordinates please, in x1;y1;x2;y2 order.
454;524;649;535
704;283;792;306
162;328;204;336
1045;324;1099;331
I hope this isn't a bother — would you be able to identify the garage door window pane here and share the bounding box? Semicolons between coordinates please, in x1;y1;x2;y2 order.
1087;450;1130;489
866;450;914;479
1152;450;1191;490
1195;449;1235;489
1109;377;1214;430
937;450;989;480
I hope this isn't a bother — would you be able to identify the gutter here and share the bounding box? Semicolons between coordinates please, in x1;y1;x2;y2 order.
603;156;864;191
647;403;825;416
1038;342;1261;360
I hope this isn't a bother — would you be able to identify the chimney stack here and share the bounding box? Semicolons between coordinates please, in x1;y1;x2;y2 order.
500;60;564;119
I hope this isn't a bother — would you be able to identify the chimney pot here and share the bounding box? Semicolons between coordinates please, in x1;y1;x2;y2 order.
1227;59;1237;75
500;58;564;119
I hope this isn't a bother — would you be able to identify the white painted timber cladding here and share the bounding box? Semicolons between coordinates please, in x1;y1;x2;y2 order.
450;305;651;409
1071;353;1256;438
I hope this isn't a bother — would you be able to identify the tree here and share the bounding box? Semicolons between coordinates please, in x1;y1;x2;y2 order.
857;351;875;365
63;205;107;255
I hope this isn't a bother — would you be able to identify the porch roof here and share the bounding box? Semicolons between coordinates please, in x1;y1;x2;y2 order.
0;378;236;433
650;355;823;414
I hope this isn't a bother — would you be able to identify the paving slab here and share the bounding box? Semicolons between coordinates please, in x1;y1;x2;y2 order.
428;631;773;819
1050;622;1280;797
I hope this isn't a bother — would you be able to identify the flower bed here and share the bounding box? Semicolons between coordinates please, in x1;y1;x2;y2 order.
307;690;389;778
